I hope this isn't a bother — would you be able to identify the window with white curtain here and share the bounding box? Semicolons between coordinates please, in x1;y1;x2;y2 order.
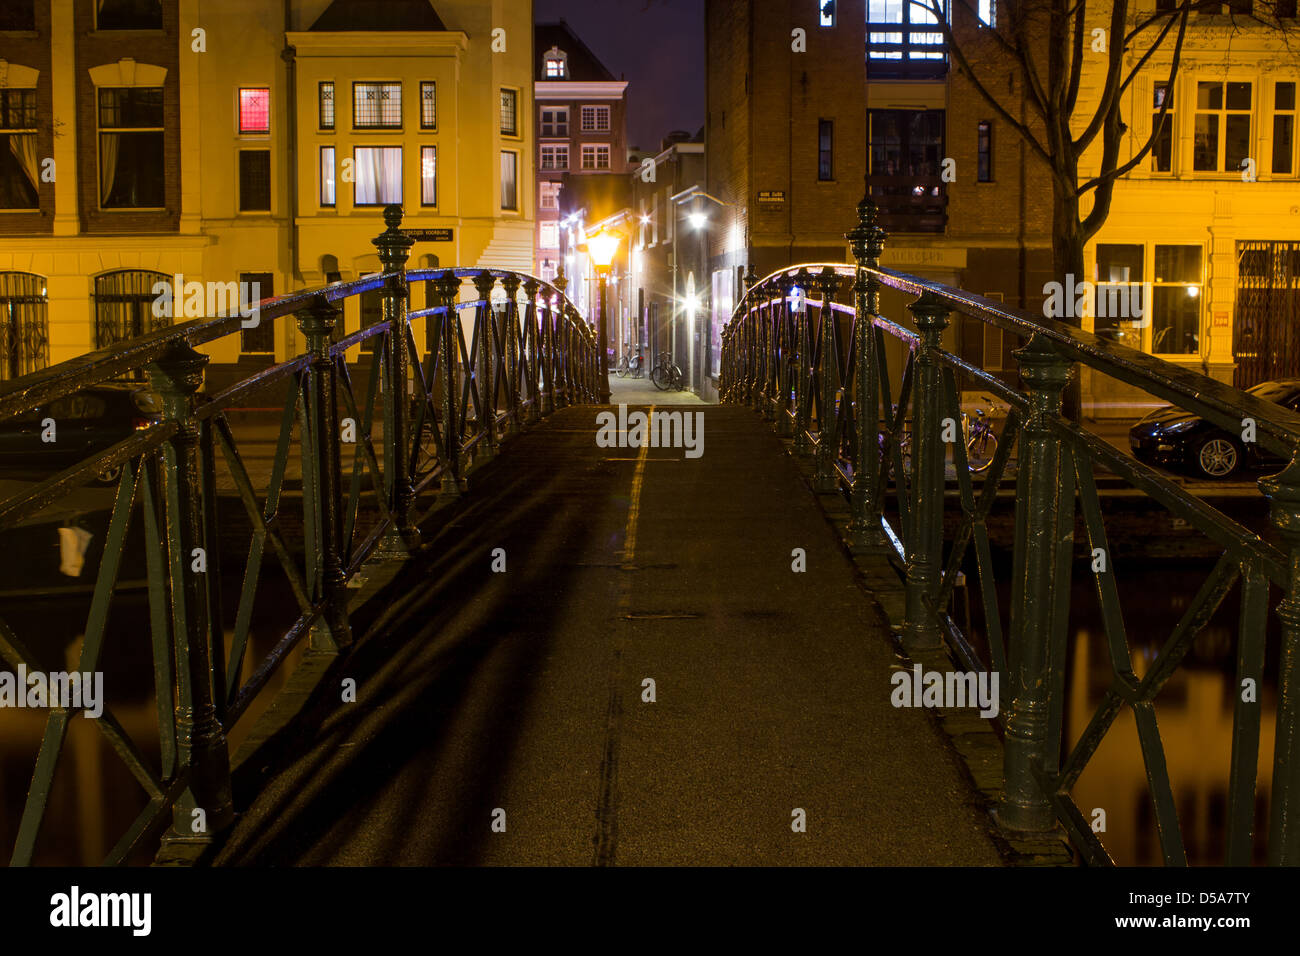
0;89;38;210
501;151;518;210
421;146;436;206
98;87;165;208
320;146;336;207
353;146;402;205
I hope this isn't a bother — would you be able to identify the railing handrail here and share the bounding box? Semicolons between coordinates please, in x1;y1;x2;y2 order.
728;261;1300;459
0;268;580;422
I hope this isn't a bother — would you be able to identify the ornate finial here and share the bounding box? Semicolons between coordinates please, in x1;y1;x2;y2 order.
745;264;758;290
383;204;404;230
553;265;568;294
846;179;886;265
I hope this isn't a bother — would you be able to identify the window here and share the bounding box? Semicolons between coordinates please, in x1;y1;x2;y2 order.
93;270;170;349
1094;244;1145;347
581;106;611;132
353;146;402;205
0;89;38;209
544;47;568;79
541;144;569;170
98;87;164;208
540;181;560;209
319;82;335;130
0;2;35;30
867;109;946;232
239;273;274;354
977;120;992;181
581;144;611;170
1151;245;1202;355
501;151;518;210
977;0;995;25
819;0;836;26
500;88;518;136
1194;81;1252;173
1151;83;1174;173
421;146;436;206
320;146;335;207
541;107;568;137
239;150;271;211
0;273;48;381
868;0;947;76
96;0;162;30
420;82;436;130
238;88;270;135
539;222;560;249
818;119;834;180
1274;82;1296;175
353;82;401;129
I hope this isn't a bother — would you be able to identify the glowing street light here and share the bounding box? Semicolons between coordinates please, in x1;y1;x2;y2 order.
688;211;708;230
585;227;623;403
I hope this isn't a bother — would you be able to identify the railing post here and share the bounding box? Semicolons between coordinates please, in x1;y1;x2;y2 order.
522;278;542;423
435;271;464;497
1263;457;1300;863
792;272;813;456
372;204;419;558
296;297;352;652
1000;333;1073;832
847;193;889;552
473;271;498;460
813;266;841;492
899;291;949;653
502;274;522;434
147;342;234;857
759;291;775;421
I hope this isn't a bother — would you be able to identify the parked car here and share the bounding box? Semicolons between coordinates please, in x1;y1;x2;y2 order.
1129;379;1300;480
0;383;162;484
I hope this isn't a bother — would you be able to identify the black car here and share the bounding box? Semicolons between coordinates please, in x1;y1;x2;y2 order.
1129;379;1300;480
0;383;162;484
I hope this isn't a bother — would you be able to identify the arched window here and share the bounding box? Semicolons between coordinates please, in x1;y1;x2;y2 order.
0;272;48;380
93;269;169;349
543;47;568;80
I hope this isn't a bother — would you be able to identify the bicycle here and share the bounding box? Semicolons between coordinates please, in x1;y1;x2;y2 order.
615;345;645;378
649;351;684;391
884;405;999;477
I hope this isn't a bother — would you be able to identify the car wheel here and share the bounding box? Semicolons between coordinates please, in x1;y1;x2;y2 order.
95;462;123;485
1194;436;1241;480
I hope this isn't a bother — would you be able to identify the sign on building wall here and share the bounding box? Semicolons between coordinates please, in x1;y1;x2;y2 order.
403;229;455;243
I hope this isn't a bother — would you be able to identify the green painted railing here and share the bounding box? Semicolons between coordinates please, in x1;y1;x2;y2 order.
0;205;598;865
720;194;1300;866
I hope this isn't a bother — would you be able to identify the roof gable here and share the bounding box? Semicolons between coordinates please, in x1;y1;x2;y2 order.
310;0;447;32
535;21;616;82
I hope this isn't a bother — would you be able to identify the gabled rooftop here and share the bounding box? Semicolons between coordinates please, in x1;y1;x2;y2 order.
535;20;617;82
310;0;447;32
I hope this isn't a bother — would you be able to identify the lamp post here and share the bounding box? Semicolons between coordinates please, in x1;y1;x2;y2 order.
587;227;622;403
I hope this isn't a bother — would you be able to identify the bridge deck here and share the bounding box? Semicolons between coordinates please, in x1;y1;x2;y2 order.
215;402;1003;866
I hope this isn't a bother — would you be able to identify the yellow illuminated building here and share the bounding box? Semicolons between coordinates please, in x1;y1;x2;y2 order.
0;0;534;383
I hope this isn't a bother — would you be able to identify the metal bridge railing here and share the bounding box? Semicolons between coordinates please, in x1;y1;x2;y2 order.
720;193;1300;866
0;205;599;866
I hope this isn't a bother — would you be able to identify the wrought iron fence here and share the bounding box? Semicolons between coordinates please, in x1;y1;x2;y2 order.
0;205;598;865
720;194;1300;866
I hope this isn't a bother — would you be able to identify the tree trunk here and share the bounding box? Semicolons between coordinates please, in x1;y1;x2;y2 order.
1051;180;1086;422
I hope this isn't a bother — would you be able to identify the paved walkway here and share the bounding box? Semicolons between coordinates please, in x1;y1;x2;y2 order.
215;403;1003;866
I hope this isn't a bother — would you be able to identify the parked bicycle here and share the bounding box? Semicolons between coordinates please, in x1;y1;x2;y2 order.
649;351;685;391
884;405;1000;477
615;345;645;378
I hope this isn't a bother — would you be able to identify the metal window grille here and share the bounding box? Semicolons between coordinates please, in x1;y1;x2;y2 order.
0;272;48;381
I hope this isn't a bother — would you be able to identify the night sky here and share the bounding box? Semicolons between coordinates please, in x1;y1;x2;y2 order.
534;0;705;153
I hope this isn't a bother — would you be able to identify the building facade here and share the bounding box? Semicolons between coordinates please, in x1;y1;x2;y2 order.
533;19;628;287
704;0;1300;416
0;0;535;386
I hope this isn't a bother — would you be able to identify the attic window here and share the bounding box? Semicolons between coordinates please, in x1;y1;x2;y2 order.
544;47;568;79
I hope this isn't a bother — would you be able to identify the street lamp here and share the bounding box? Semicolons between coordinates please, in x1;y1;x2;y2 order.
587;226;622;403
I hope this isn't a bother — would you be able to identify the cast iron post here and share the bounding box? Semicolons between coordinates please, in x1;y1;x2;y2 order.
1000;334;1073;832
847;192;889;552
813;266;842;492
148;343;234;855
372;205;418;558
1263;456;1300;863
899;291;949;653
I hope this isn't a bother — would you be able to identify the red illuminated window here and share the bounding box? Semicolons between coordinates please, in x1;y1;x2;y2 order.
239;88;270;135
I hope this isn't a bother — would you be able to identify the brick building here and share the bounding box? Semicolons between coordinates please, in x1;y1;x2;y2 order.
0;0;535;386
